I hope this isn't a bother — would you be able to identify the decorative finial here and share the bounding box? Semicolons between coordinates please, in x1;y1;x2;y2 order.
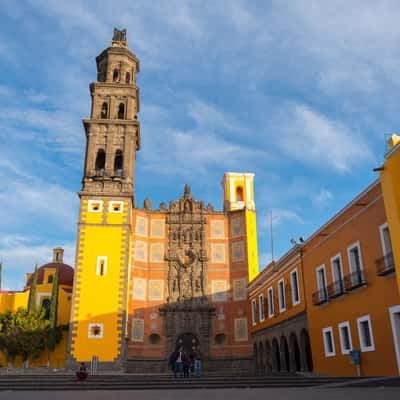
112;28;128;47
184;184;191;196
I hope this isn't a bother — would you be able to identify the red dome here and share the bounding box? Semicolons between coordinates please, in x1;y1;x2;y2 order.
28;262;74;287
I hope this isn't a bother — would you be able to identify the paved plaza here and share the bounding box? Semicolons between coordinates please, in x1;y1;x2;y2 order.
0;388;399;400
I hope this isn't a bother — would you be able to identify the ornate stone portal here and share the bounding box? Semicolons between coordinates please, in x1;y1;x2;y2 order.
160;184;215;358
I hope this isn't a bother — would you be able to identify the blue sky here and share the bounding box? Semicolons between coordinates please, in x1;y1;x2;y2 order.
0;1;398;290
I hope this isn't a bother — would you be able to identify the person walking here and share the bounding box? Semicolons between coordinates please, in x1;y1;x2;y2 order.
194;349;202;377
174;348;184;378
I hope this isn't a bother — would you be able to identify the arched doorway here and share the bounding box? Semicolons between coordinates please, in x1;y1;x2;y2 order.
258;342;264;374
289;333;301;372
175;333;200;358
280;336;290;373
265;340;272;374
253;342;259;372
300;329;313;372
271;338;280;373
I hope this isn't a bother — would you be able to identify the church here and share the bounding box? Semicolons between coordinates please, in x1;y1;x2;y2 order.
67;28;259;372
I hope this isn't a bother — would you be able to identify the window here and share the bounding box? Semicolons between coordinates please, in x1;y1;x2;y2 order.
113;68;119;82
338;321;353;355
379;223;393;256
100;102;108;119
125;72;131;83
88;200;103;213
114;150;123;176
267;287;274;317
259;294;265;322
95;149;106;175
278;279;286;312
316;265;328;302
148;333;161;345
236;186;244;201
290;269;300;306
118;103;125;119
42;299;51;319
322;327;335;357
88;323;104;339
357;315;375;352
330;254;345;296
109;201;123;213
251;299;257;325
47;275;54;284
347;242;365;286
96;256;108;276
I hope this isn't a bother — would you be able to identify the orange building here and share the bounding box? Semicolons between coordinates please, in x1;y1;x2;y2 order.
248;246;313;374
302;181;400;376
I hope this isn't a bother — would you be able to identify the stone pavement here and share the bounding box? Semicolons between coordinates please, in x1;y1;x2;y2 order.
0;388;399;400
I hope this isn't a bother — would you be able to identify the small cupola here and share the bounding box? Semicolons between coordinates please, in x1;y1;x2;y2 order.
53;247;64;263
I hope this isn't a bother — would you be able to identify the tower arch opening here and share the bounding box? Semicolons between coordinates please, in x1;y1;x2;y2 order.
125;72;131;84
100;102;108;119
114;150;123;176
236;186;244;201
118;103;125;119
113;68;119;82
95;149;106;176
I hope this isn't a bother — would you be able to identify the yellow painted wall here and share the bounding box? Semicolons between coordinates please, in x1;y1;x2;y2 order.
380;146;400;294
70;198;131;362
245;210;259;282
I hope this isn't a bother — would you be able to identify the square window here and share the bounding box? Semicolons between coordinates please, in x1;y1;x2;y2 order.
357;315;375;352
88;323;104;339
88;200;103;213
322;327;335;357
338;321;353;355
109;201;123;213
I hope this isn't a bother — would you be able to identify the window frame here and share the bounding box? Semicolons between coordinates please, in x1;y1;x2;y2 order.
347;241;364;273
379;222;392;256
251;299;257;326
88;200;103;213
278;278;286;313
330;253;344;283
267;287;274;318
259;294;265;322
109;200;124;213
357;314;375;352
96;256;108;276
338;321;353;355
316;264;328;291
88;322;104;339
322;326;336;357
290;268;301;306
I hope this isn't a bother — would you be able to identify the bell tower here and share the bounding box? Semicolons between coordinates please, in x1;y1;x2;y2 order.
68;29;140;369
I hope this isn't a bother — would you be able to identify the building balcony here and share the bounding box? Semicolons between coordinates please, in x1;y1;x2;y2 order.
327;279;346;299
312;288;329;306
344;270;366;291
376;252;395;276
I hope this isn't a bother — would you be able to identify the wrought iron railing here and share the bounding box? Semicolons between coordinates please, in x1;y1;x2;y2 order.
376;252;395;276
327;279;346;298
344;270;366;291
312;288;329;305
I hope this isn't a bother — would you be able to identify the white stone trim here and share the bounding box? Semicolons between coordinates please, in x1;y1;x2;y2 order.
109;200;123;213
316;264;327;292
338;321;353;355
278;278;286;313
347;241;364;274
88;323;104;339
389;305;400;375
96;256;108;276
88;200;103;213
258;294;265;322
36;292;51;307
267;287;274;318
322;326;336;357
330;253;344;283
357;314;375;352
379;222;392;256
290;268;300;306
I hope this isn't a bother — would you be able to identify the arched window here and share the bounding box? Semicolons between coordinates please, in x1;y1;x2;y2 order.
47;275;54;284
113;68;119;82
118;103;125;119
125;72;131;84
236;186;244;201
100;102;108;119
42;299;51;319
114;150;123;176
95;149;106;176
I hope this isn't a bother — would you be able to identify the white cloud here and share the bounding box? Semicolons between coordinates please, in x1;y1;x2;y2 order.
278;104;374;173
313;189;333;208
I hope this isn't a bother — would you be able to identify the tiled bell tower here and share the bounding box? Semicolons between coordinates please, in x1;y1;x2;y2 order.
68;29;140;369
